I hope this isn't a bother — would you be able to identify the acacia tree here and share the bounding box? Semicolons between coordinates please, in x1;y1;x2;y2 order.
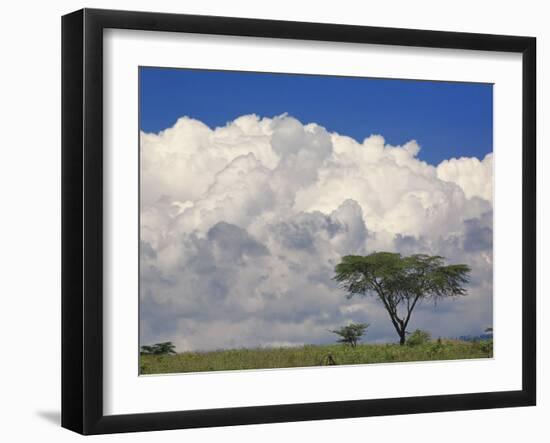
331;322;370;347
334;252;471;345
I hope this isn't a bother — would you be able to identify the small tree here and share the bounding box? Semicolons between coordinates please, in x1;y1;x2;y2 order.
140;341;176;355
334;252;470;345
331;322;370;347
140;345;155;355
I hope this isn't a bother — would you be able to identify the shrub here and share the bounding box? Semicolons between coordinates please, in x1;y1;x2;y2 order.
406;329;431;347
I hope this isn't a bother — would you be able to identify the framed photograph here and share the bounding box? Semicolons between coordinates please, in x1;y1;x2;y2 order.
62;8;536;435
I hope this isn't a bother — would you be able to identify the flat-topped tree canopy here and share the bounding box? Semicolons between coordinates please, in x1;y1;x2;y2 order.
334;252;471;344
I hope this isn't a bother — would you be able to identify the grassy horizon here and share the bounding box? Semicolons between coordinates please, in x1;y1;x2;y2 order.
139;339;493;375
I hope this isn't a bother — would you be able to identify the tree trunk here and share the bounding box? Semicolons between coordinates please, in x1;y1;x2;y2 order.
388;315;407;345
399;332;406;346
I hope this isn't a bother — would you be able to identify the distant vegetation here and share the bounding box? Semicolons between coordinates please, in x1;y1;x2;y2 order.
330;322;369;347
140;338;492;374
140;341;176;356
458;334;493;342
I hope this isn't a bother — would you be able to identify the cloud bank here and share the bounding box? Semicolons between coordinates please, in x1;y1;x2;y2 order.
140;114;493;351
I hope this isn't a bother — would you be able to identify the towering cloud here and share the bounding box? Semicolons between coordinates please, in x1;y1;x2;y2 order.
140;114;493;352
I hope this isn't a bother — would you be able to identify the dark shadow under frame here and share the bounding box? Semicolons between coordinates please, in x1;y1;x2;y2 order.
61;8;536;435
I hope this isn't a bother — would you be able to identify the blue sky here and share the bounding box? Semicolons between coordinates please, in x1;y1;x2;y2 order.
139;67;492;166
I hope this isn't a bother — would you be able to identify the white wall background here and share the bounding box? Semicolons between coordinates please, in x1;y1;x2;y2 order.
0;1;545;441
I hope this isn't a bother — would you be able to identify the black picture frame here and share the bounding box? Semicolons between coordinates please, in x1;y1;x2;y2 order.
61;8;536;435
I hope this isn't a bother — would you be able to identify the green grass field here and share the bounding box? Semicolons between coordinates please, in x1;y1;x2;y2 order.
140;339;493;375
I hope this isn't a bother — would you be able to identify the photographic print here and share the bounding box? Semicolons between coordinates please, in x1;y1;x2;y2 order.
138;67;494;375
